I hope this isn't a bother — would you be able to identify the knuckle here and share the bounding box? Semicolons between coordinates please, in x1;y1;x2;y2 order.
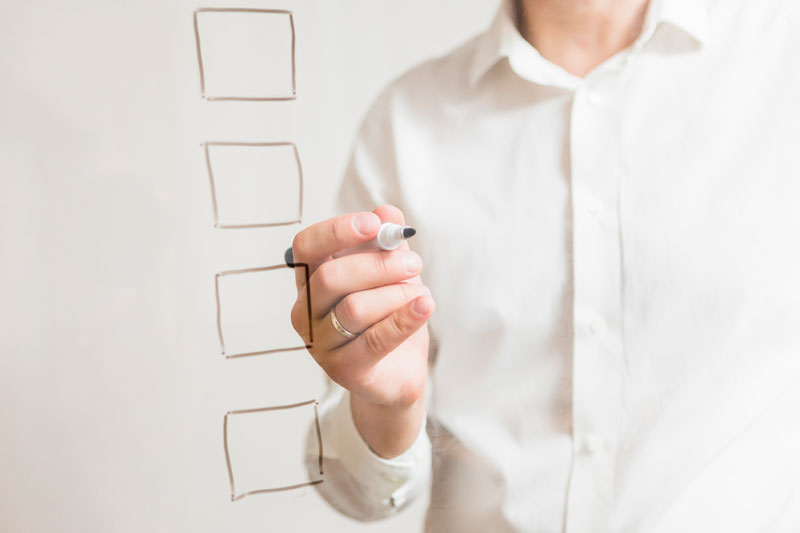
362;326;387;355
379;251;402;277
338;294;363;324
309;349;331;374
313;351;335;376
372;253;390;277
389;310;411;337
315;262;338;293
320;352;347;380
291;232;307;260
380;204;405;224
402;282;425;300
330;218;346;245
290;301;301;331
290;300;307;336
395;384;425;409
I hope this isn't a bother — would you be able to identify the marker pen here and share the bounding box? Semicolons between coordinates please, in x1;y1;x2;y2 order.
284;222;416;267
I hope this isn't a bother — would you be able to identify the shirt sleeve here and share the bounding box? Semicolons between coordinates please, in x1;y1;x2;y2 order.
305;382;431;521
303;88;432;521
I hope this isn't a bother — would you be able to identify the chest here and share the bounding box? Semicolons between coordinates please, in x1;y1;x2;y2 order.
401;69;800;365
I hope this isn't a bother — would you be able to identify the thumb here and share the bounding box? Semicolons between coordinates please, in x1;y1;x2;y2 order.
354;294;434;360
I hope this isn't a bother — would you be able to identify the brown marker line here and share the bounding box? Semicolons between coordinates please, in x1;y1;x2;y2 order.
207;141;294;147
228;399;316;416
302;262;313;343
205;96;297;102
225;345;311;359
193;8;297;101
204;142;303;228
214;273;226;356
203;143;221;227
217;263;290;278
233;480;323;501
223;400;324;501
291;143;304;222
195;7;293;15
216;221;301;229
223;413;236;499
289;12;297;97
313;401;323;475
193;11;207;98
214;264;313;358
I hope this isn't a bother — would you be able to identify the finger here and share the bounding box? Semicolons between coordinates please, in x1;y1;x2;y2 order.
327;294;435;372
373;204;405;225
316;282;431;351
291;270;424;346
291;212;381;287
309;249;423;317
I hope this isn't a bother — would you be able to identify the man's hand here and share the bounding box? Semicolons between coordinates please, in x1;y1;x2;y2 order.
290;205;434;457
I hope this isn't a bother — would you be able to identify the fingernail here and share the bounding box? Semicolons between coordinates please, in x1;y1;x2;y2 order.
412;296;432;316
403;252;422;274
353;213;379;237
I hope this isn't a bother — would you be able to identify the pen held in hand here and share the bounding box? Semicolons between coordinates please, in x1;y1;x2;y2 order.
285;222;416;267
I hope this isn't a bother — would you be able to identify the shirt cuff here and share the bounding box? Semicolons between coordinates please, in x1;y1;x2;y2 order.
306;387;431;520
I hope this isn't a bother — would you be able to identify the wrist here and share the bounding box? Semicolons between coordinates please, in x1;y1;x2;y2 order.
350;390;426;459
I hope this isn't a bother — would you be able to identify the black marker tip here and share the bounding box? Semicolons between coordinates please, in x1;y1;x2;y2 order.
284;247;295;268
402;227;416;239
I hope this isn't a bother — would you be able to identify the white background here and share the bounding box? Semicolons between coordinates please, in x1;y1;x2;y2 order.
0;0;498;531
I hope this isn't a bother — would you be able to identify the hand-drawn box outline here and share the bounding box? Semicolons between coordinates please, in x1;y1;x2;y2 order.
224;399;323;501
215;264;313;359
193;8;297;101
204;141;304;229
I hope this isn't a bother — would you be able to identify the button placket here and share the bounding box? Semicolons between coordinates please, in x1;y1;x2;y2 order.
587;199;603;218
565;85;627;532
587;317;606;335
583;434;603;455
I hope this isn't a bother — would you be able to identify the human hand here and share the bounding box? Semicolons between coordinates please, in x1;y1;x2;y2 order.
290;205;434;410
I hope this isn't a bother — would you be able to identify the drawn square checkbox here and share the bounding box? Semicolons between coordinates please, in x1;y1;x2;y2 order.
193;8;296;101
204;142;303;229
215;264;313;359
224;400;323;501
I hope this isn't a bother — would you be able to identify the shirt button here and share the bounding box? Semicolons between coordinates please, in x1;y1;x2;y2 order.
587;200;602;217
583;434;603;455
587;318;606;335
587;92;606;106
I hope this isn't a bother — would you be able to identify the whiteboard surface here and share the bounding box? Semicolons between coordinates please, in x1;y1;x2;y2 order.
0;1;498;531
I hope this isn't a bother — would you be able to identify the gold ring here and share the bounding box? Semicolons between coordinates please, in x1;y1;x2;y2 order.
330;308;357;339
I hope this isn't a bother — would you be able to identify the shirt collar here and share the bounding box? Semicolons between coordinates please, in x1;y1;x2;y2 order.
653;0;710;46
468;0;533;87
468;0;710;88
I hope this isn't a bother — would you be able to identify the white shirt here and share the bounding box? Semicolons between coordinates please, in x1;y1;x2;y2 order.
306;0;800;531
